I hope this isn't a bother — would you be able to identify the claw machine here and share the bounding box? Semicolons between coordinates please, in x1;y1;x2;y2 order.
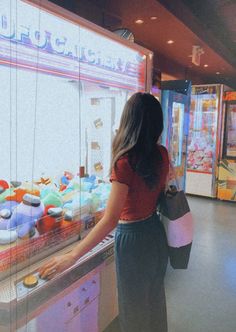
0;0;152;331
161;80;191;190
186;84;228;197
217;91;236;201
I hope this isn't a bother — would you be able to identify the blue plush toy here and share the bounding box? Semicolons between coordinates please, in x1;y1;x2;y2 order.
8;194;44;238
0;201;19;231
83;175;98;190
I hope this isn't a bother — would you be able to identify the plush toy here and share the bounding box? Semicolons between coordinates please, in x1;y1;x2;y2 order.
90;182;111;212
0;180;9;194
0;197;22;243
82;175;97;190
41;191;63;207
202;157;212;172
0;200;18;212
63;192;91;212
59;171;74;191
35;177;51;185
0;229;18;244
5;188;28;203
0;188;14;203
5;187;40;203
0;209;12;230
0;201;19;230
10;181;22;188
8;194;44;239
36;205;62;235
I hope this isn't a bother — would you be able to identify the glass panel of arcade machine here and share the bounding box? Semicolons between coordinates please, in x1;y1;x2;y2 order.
224;103;236;158
79;81;133;179
187;95;218;172
0;64;133;281
170;102;184;167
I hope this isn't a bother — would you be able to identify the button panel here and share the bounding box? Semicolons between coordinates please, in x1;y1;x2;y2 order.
15;231;115;300
16;272;46;299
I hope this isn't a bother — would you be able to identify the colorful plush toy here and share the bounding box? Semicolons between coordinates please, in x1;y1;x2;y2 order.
5;187;40;203
59;171;74;191
0;197;20;243
0;200;18;211
0;209;12;230
41;191;63;207
0;201;19;231
36;205;62;235
0;180;9;194
8;194;44;239
0;188;14;203
0;230;18;244
63;191;91;212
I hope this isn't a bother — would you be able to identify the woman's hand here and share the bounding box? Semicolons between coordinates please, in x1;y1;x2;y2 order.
39;253;76;280
38;182;128;280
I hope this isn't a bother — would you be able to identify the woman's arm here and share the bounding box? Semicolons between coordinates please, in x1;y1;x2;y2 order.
39;181;128;279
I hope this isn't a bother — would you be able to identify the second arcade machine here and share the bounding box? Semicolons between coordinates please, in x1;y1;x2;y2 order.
217;91;236;201
186;84;229;197
161;80;191;190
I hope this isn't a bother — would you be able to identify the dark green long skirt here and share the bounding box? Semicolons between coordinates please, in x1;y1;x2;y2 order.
115;213;168;332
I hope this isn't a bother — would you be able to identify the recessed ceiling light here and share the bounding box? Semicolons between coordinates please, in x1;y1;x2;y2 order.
167;40;174;44
150;16;157;20
204;64;209;67
216;71;220;75
135;19;144;24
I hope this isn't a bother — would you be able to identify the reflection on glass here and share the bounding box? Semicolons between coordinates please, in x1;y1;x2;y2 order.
0;0;144;280
0;65;135;280
225;104;236;157
170;102;184;167
187;94;217;172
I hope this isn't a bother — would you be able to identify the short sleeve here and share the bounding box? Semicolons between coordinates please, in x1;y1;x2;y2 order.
110;157;133;187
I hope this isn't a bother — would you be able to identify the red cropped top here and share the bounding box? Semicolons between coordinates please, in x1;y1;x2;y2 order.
110;145;169;221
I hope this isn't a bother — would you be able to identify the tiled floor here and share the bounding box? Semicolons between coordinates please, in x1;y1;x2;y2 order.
106;196;236;332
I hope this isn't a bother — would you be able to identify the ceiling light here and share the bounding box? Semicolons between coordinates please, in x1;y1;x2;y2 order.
150;16;157;20
216;71;220;75
204;64;208;67
167;40;174;44
135;19;144;24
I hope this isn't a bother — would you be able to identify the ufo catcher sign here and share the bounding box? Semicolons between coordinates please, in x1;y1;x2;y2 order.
0;0;146;90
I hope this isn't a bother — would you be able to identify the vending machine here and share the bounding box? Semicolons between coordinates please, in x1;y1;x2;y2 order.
186;84;228;197
0;0;152;330
161;80;191;190
217;92;236;201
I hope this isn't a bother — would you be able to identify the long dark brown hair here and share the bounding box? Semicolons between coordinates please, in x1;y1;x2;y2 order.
111;92;164;189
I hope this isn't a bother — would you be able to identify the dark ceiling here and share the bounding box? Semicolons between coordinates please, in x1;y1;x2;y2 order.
181;0;236;57
49;0;236;88
158;0;236;82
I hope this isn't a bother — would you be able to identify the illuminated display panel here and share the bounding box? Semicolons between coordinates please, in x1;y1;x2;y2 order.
187;91;218;173
0;0;146;91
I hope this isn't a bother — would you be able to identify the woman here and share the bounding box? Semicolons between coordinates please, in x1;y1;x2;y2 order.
39;92;169;332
